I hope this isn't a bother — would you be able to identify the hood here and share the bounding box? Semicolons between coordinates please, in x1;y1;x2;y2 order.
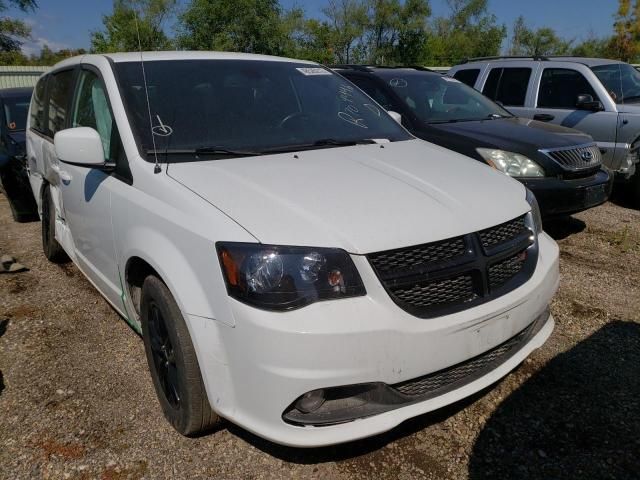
430;117;593;151
617;103;640;114
167;139;528;254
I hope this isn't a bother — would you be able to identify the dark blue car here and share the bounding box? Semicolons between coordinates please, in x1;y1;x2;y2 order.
0;87;38;222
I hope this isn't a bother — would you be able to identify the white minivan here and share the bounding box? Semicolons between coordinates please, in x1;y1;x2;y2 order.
26;52;559;447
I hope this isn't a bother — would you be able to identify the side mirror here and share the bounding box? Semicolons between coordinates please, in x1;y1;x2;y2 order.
576;94;604;112
388;110;402;124
54;127;106;167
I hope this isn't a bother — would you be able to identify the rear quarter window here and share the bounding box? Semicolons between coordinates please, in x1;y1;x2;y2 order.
30;76;47;133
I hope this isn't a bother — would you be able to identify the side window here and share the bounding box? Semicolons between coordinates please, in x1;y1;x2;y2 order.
453;69;480;88
347;76;396;110
30;76;47;133
538;68;599;109
482;67;531;106
47;69;75;137
72;70;122;163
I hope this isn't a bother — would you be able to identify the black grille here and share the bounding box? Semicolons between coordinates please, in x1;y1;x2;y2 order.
392;275;477;308
368;214;536;318
544;144;601;171
393;317;538;397
479;216;527;250
368;237;466;273
489;252;527;289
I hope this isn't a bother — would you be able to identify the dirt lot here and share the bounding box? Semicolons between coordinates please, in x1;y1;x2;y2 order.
0;194;638;480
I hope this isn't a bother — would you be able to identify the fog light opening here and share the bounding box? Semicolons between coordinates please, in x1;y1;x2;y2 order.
295;389;326;413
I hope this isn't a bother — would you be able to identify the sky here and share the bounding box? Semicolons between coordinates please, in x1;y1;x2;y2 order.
8;0;620;58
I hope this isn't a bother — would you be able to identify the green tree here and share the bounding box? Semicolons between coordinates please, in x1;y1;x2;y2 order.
424;0;505;65
364;0;431;64
509;15;572;57
91;0;175;53
177;0;287;54
321;0;368;63
610;0;640;61
571;34;611;58
0;0;37;52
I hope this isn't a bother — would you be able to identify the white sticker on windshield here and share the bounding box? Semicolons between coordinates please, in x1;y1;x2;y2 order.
442;77;461;83
296;67;331;76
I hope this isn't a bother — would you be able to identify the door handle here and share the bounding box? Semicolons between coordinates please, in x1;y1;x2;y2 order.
533;114;555;122
59;170;72;184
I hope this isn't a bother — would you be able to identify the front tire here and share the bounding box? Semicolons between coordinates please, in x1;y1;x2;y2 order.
41;185;69;263
140;275;220;436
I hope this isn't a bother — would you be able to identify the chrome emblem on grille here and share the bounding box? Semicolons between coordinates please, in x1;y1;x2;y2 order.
582;151;594;161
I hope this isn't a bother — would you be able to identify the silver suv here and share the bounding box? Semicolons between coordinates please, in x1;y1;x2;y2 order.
449;57;640;203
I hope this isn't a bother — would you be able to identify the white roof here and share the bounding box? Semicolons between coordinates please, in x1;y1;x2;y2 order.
101;51;317;64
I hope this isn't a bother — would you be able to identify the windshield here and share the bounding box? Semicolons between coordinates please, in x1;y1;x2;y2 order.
114;60;411;160
3;95;30;131
375;71;511;124
592;63;640;104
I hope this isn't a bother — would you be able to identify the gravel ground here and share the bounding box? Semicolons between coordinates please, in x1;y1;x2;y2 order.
1;194;638;480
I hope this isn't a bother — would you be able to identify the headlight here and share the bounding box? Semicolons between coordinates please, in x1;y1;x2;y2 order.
526;188;543;233
216;243;366;311
477;148;545;177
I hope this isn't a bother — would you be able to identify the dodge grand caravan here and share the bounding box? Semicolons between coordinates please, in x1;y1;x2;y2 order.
27;52;559;447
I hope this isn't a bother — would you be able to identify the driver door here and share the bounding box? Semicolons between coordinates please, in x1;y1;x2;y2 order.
58;68;124;307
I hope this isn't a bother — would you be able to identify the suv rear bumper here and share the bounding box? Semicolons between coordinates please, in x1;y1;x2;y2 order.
521;169;612;218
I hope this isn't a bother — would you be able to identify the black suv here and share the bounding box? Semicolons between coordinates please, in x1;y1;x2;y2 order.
0;87;38;222
333;65;613;218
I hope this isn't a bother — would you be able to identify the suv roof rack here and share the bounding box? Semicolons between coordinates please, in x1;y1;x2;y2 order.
461;55;549;63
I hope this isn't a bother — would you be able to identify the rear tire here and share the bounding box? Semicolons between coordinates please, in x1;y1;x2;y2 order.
140;275;220;436
41;185;69;263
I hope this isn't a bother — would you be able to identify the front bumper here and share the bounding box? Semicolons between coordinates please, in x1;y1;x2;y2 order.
193;233;559;447
521;169;613;218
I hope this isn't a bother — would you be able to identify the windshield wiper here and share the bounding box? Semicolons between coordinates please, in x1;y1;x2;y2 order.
259;138;378;154
146;147;263;157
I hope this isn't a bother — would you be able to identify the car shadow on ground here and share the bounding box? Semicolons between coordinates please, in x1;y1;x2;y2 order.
0;318;8;396
543;216;586;241
468;320;639;480
226;390;486;464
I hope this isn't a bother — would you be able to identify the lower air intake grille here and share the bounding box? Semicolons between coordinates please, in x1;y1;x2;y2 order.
393;318;537;397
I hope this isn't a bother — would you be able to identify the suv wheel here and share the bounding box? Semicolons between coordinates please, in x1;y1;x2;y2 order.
140;275;221;436
41;185;69;263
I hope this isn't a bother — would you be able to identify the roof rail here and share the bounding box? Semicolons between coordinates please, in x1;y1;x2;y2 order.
461;55;549;64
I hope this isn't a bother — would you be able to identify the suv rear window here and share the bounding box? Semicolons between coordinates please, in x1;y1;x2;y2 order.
453;69;480;87
30;76;47;133
538;68;599;109
482;68;531;106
